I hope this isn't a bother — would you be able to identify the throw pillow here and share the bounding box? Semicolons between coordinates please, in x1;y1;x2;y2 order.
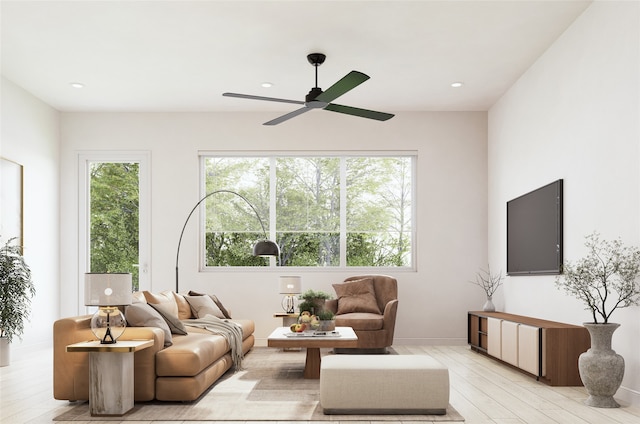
173;292;193;320
125;302;173;347
143;290;180;317
188;290;232;319
184;294;225;319
148;301;188;335
333;278;382;315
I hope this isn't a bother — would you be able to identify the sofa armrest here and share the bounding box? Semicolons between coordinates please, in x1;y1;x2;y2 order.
382;299;399;335
53;315;165;402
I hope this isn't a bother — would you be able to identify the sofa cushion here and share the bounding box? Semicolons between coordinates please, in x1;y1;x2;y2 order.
333;278;382;315
143;290;180;317
125;302;173;347
155;333;231;376
334;313;384;331
148;301;188;335
184;294;226;319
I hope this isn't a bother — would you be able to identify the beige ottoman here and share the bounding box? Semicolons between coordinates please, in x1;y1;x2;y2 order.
319;354;449;415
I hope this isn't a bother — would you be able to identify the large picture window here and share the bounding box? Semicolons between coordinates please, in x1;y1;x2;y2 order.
202;153;414;269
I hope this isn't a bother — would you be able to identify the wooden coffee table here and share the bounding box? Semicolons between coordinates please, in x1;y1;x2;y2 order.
267;326;358;378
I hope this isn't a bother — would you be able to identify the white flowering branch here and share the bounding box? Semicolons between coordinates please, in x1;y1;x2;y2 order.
555;232;640;324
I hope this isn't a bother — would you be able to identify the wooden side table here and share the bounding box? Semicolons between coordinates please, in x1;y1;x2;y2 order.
273;312;299;327
66;339;153;416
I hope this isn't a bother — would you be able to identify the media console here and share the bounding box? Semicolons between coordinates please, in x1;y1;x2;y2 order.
468;311;590;386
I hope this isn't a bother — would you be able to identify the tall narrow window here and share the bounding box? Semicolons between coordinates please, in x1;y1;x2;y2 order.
88;162;141;289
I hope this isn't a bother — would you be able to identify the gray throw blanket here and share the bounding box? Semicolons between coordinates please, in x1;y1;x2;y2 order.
184;315;244;370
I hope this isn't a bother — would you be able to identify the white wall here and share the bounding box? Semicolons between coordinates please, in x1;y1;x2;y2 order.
59;110;488;346
1;77;60;352
488;1;640;405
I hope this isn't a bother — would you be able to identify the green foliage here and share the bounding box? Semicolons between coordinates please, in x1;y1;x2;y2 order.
90;163;140;290
277;232;339;267
299;289;333;302
555;232;640;324
0;238;36;342
317;309;335;320
205;232;269;266
298;289;333;315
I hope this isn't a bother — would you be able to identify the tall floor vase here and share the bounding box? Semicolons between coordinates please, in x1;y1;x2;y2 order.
579;323;624;408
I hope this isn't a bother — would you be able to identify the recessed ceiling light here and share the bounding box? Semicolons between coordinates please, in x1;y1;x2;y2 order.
451;82;464;88
261;82;273;88
69;82;85;89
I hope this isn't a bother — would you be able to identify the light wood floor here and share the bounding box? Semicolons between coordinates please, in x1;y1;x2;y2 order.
2;344;639;423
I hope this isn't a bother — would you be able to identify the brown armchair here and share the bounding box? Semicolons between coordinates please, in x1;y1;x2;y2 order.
325;275;398;353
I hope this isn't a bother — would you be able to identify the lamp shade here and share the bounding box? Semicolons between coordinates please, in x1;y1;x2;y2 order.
279;276;302;294
253;239;280;257
84;273;132;306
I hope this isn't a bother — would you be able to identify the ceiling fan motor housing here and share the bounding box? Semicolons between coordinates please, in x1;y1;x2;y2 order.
306;87;324;102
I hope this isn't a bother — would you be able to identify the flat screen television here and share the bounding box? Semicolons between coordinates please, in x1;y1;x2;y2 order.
507;179;563;276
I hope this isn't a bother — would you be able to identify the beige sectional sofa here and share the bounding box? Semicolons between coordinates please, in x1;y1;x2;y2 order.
53;290;254;402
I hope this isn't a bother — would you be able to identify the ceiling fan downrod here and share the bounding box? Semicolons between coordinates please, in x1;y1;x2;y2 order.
306;53;326;102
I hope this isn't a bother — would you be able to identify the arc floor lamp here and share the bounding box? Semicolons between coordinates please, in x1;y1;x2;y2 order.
175;189;280;293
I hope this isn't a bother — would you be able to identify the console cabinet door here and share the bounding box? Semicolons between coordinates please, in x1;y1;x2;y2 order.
501;320;519;366
518;324;541;376
487;317;502;358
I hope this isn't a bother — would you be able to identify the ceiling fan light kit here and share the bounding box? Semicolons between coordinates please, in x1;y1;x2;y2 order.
223;53;394;125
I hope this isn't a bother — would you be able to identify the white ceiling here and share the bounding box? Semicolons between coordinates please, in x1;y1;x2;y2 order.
1;1;592;114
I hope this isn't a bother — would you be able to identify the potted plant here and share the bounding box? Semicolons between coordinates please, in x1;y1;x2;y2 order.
0;237;36;366
317;309;336;331
555;232;640;408
298;289;332;315
470;265;504;312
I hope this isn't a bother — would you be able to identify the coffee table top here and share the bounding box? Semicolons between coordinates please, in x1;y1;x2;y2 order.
267;326;358;349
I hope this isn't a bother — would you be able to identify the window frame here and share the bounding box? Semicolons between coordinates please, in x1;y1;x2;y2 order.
198;151;417;272
78;151;151;313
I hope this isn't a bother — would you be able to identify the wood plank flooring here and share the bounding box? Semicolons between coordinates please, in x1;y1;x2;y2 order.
1;344;639;423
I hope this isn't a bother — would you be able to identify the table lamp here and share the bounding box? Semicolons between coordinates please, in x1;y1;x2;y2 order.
279;276;302;314
84;273;132;344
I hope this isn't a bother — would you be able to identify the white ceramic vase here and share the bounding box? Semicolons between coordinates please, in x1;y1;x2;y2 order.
579;323;624;408
482;296;495;312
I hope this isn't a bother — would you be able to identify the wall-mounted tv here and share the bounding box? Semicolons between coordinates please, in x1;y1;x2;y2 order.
507;179;563;276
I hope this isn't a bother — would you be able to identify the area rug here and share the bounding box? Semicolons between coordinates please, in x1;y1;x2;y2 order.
54;347;464;421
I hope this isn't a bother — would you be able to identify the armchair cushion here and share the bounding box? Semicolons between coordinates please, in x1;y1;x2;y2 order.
333;277;382;315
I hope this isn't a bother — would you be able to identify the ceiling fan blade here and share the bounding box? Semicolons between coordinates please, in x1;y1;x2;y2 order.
324;103;394;121
263;106;312;126
314;71;370;103
223;92;305;105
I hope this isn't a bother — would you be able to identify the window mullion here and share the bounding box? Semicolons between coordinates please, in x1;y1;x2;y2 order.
270;157;277;267
340;158;347;267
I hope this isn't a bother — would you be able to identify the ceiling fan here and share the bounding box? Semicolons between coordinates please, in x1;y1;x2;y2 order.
222;53;395;126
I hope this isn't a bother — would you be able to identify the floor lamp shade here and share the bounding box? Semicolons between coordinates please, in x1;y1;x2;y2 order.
279;276;302;314
85;273;132;344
